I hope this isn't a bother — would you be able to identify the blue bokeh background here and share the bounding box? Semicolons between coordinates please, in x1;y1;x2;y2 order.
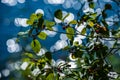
0;0;79;70
0;0;120;79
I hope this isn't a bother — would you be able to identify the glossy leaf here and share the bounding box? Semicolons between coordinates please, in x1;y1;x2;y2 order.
54;9;62;20
31;39;41;53
38;32;47;40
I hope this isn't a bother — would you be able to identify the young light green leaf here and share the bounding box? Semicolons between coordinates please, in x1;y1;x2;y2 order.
69;20;77;24
46;73;54;80
31;39;41;53
38;32;47;40
54;9;62;20
66;27;75;40
90;13;97;19
45;20;55;28
27;19;34;25
24;53;34;58
88;21;94;27
30;13;38;21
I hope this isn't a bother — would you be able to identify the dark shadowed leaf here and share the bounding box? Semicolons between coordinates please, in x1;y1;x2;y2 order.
45;52;52;60
89;2;95;8
54;9;62;20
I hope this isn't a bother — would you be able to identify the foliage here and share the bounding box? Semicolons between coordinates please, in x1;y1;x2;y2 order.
10;0;120;80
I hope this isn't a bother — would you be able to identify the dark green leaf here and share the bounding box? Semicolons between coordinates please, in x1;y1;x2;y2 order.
31;39;41;53
37;13;43;19
89;2;95;8
54;9;62;20
38;17;44;29
45;52;52;60
38;32;47;40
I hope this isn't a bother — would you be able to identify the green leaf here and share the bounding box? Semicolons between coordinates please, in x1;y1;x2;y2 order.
37;13;43;19
31;39;41;53
66;27;75;40
24;53;34;58
27;19;34;25
115;31;120;37
81;28;86;35
88;21;94;27
45;20;55;28
69;20;77;24
45;52;52;60
90;13;97;19
54;9;62;20
38;17;44;29
38;32;47;40
89;2;95;8
38;59;46;69
46;73;54;80
30;13;38;21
